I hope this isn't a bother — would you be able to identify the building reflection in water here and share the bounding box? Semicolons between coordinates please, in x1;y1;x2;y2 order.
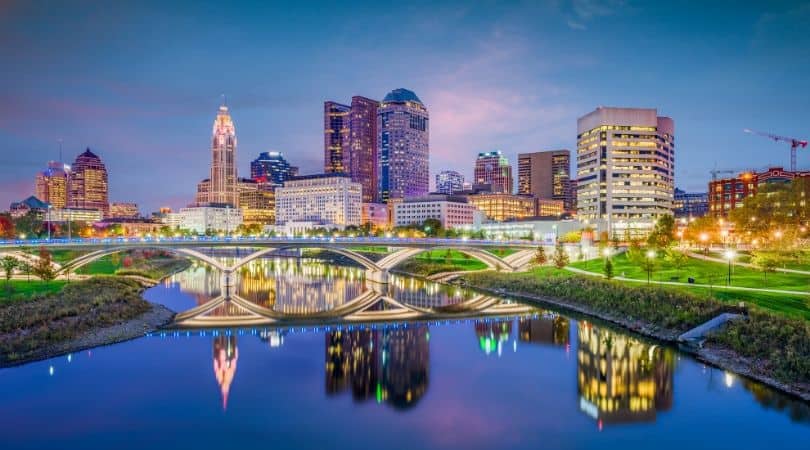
577;322;674;427
212;336;238;410
325;325;430;410
475;320;513;356
518;314;570;347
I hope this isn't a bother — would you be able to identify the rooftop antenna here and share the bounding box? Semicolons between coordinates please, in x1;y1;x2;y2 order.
58;138;63;163
221;93;226;107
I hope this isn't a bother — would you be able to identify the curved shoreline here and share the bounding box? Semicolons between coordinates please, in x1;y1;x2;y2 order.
457;280;810;403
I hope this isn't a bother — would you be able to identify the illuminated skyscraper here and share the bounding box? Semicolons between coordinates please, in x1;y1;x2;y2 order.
517;150;573;212
474;151;513;194
68;148;109;216
324;101;350;174
348;96;379;203
250;151;295;186
209;104;238;206
35;161;70;208
378;88;429;202
435;170;464;194
324;96;379;202
576;107;674;236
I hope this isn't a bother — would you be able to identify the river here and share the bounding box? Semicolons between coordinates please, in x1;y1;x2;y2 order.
1;253;808;449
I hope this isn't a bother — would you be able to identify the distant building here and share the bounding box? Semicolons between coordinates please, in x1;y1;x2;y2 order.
109;202;139;219
466;193;535;222
179;203;242;234
708;167;810;216
348;96;379;203
458;218;586;243
474;151;513;194
435;170;464;194
275;174;361;227
47;207;103;223
9;196;49;219
518;150;573;212
577;107;674;236
196;178;210;205
536;198;565;217
206;104;238;207
68;148;109;217
673;188;708;218
378;88;429;202
393;194;481;229
96;218;161;237
324;101;350;174
35;161;69;208
239;184;275;226
250;151;296;186
362;203;389;229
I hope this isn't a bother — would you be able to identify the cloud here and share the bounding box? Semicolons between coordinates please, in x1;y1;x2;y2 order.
566;19;587;30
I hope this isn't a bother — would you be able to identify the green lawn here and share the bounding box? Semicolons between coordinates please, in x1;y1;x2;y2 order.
572;252;810;292
23;248;89;264
76;255;120;275
568;254;810;320
0;280;68;304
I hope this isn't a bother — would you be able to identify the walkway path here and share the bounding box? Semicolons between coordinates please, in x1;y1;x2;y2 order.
685;251;810;276
564;266;810;296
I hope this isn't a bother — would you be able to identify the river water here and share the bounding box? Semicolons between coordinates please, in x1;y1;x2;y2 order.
1;254;808;449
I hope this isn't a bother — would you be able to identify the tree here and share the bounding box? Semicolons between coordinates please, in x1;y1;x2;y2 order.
0;214;15;238
552;243;569;269
666;249;689;278
639;256;656;284
32;247;55;282
647;215;675;249
18;261;32;281
534;245;548;266
1;255;18;289
752;251;779;283
603;257;614;280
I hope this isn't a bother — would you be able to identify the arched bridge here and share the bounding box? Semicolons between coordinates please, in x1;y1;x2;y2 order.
47;237;540;286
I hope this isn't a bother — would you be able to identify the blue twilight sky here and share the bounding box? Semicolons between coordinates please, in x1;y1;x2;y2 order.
1;0;809;213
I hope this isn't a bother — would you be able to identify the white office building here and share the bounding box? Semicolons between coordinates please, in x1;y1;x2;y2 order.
179;203;243;234
275;174;362;227
576;107;674;237
393;194;482;229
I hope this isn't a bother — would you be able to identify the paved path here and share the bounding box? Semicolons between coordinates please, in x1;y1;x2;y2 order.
685;251;810;276
564;266;810;296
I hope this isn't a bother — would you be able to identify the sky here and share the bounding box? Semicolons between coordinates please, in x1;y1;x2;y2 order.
1;0;809;213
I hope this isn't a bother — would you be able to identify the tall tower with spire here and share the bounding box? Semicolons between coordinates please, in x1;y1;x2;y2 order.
209;104;238;206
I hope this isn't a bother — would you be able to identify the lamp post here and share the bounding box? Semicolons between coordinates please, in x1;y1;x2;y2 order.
47;205;52;241
552;224;558;244
645;250;656;284
724;249;736;287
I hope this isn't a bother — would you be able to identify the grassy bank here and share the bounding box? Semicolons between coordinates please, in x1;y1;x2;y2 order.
0;277;152;364
77;252;191;279
458;269;810;393
0;280;68;304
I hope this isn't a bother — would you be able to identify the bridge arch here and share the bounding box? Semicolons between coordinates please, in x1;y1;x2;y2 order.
228;246;382;273
376;247;516;272
59;246;227;274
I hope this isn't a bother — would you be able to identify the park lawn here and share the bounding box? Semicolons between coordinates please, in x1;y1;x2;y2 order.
23;248;89;265
0;280;68;304
707;250;810;272
571;252;810;292
76;255;120;275
484;248;518;258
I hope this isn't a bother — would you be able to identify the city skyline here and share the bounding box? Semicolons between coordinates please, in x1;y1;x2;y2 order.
1;1;809;213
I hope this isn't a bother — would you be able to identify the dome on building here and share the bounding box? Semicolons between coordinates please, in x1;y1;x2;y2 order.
77;148;100;160
382;88;423;104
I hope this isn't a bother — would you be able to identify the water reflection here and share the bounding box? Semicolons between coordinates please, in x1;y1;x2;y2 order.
577;322;674;427
213;336;238;410
326;326;430;409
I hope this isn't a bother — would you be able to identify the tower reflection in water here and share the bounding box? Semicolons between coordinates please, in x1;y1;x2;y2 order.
212;336;238;410
325;325;430;410
577;321;674;427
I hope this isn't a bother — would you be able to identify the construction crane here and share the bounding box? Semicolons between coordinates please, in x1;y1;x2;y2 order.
744;129;808;172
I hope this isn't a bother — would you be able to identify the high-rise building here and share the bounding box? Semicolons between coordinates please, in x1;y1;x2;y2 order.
435;170;464;194
673;188;708;218
275;174;362;227
35;161;70;208
518;150;573;212
378;88;429;202
576;107;674;236
69;148;109;216
324;101;350;174
250;151;296;186
348;96;379;203
474;151;513;194
209;104;238;207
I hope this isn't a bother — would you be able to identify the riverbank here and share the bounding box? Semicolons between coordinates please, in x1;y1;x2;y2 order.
0;277;178;368
456;270;810;402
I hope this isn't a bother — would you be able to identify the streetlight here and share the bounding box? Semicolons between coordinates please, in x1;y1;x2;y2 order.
47;204;52;240
699;232;709;253
552;224;558;244
724;249;736;286
645;250;656;284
